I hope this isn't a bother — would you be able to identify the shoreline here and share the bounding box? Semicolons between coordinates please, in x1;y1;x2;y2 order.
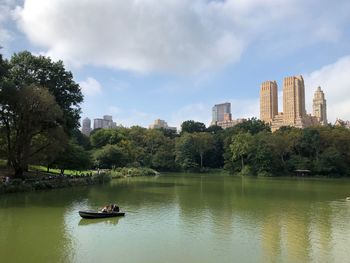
0;167;159;195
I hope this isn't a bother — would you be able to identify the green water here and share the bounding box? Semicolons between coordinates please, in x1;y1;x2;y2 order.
1;173;350;263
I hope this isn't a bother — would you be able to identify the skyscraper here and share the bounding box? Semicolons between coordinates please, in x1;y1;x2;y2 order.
260;81;278;123
283;75;306;125
313;87;327;125
212;102;231;125
82;117;92;136
260;75;321;132
93;115;117;130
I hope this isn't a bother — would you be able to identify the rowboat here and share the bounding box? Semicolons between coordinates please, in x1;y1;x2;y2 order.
79;210;125;219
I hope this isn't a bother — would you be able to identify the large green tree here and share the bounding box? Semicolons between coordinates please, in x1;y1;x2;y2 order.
53;141;92;174
230;132;253;171
192;132;214;168
0;85;64;177
8;51;83;131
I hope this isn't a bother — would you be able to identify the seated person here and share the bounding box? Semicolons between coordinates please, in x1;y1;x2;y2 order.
112;204;119;212
101;205;108;213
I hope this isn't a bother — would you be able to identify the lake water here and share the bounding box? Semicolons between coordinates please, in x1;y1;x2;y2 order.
1;173;350;263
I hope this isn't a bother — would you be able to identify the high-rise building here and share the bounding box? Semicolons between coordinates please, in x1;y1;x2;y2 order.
260;81;278;123
283;75;306;125
212;102;231;125
210;102;245;129
82;117;92;136
93;115;117;130
313;87;327;125
93;118;104;130
260;75;322;132
149;119;177;131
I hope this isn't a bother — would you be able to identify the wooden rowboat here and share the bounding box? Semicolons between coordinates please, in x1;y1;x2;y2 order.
79;210;125;219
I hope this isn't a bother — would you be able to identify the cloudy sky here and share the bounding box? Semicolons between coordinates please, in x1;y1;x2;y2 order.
1;0;350;128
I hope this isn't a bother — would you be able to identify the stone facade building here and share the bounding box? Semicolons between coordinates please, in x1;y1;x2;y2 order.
260;81;278;123
215;118;246;129
149;119;177;131
313;86;327;125
260;75;323;132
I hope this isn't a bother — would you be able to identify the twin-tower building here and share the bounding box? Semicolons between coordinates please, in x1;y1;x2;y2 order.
260;75;327;131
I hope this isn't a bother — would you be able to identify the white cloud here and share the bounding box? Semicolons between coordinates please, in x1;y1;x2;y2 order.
13;0;350;73
0;0;17;47
304;56;350;123
79;77;102;96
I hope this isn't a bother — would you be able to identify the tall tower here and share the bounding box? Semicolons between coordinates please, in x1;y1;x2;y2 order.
212;102;231;125
313;87;327;125
82;117;91;136
260;81;278;123
283;75;306;124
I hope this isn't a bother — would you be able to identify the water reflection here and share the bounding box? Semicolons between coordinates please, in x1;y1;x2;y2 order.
1;175;350;263
78;218;120;226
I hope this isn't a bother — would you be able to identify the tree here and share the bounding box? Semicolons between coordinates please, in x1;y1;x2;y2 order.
192;132;214;168
53;142;92;174
181;120;206;134
206;125;223;134
234;118;271;134
93;144;128;169
175;133;198;171
0;85;65;177
151;139;176;171
230;132;253;171
8;51;83;131
90;129;115;148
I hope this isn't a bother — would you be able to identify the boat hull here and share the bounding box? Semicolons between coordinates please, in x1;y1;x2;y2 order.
79;210;125;219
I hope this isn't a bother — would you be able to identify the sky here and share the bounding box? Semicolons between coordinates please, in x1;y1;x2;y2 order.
1;0;350;129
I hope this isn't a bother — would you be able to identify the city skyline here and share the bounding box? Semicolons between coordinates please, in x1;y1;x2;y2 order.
260;75;322;131
1;0;350;129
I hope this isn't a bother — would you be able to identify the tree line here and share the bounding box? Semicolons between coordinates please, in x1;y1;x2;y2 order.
58;118;350;178
1;51;350;178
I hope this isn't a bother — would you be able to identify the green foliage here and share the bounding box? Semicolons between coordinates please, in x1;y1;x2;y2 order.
175;133;198;171
53;142;92;173
110;167;158;178
93;144;128;169
206;125;223;134
0;51;83;177
230;132;254;170
232;118;271;134
225;126;350;177
8;51;83;131
181;120;206;134
1;84;65;177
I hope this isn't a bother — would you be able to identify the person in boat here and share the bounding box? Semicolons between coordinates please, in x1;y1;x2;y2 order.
112;204;119;212
100;204;119;213
101;205;109;213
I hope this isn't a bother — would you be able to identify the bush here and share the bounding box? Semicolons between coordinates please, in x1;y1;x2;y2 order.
238;166;253;177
